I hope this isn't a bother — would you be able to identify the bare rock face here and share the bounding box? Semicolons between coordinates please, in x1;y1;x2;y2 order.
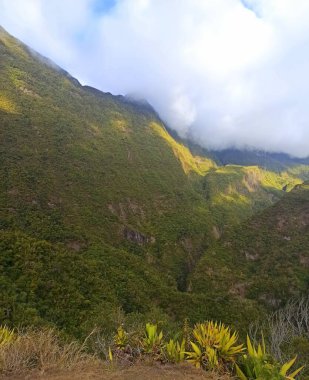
123;227;155;245
108;199;146;223
244;250;260;261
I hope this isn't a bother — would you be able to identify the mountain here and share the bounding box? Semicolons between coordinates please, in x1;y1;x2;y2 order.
211;148;309;173
0;26;308;337
167;129;309;173
191;181;309;310
0;25;215;335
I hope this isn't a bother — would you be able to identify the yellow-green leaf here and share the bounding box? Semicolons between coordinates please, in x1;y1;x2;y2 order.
280;356;297;376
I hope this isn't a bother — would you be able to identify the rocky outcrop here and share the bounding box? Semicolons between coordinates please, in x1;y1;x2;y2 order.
123;227;155;245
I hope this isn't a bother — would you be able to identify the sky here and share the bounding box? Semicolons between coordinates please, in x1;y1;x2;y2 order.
0;0;309;157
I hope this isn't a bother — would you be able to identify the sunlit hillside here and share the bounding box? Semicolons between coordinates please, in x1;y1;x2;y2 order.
0;25;308;348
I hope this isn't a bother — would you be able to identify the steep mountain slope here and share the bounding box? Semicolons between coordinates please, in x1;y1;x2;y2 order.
169;130;309;174
0;26;308;337
0;25;218;285
198;164;301;229
212;148;309;173
191;182;309;310
0;26;219;334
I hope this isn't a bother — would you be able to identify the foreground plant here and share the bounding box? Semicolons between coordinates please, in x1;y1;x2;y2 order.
235;336;304;380
0;328;93;374
142;323;164;355
164;338;185;363
186;321;243;371
0;326;15;348
114;326;128;349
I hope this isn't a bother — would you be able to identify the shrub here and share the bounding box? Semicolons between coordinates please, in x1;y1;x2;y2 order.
114;326;128;349
163;338;185;363
186;321;243;371
235;336;304;380
141;323;164;355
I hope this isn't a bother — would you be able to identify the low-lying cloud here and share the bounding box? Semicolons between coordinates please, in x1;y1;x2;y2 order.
1;0;309;157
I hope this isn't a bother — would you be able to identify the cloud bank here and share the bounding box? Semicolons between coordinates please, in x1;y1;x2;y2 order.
1;0;309;157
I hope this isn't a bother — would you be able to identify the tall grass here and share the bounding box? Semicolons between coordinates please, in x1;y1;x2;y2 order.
0;321;304;379
0;327;96;375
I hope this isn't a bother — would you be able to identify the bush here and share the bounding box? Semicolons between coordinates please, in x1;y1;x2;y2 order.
2;320;303;379
235;336;304;380
186;321;243;371
163;338;185;363
141;323;164;355
249;296;309;377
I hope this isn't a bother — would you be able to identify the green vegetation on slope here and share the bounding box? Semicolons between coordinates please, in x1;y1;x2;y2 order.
191;182;309;311
211;148;309;173
199;165;303;229
0;25;216;288
0;26;309;339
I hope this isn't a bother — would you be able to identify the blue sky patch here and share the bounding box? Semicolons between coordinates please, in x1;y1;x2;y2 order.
92;0;117;15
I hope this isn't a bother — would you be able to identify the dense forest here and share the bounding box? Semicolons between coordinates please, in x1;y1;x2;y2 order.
0;26;308;379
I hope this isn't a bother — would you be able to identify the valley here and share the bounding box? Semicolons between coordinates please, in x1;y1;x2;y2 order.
0;25;308;379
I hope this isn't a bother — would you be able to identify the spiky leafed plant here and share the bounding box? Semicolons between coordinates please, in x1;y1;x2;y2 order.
235;335;304;380
186;321;243;371
142;323;164;355
0;326;15;347
164;338;185;363
114;326;128;349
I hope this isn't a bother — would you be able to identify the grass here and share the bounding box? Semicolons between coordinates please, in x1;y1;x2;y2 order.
1;319;305;380
0;328;96;376
0;326;232;380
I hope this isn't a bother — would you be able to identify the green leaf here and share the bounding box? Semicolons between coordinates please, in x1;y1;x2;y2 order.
280;356;297;376
190;341;202;355
287;365;305;379
235;363;248;380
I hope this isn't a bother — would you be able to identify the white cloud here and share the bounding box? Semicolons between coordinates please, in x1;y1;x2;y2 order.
0;0;308;157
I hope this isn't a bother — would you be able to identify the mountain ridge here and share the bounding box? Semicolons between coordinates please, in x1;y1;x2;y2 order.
0;25;308;338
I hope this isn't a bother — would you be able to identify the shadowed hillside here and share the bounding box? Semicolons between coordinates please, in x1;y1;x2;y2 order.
191;182;309;311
